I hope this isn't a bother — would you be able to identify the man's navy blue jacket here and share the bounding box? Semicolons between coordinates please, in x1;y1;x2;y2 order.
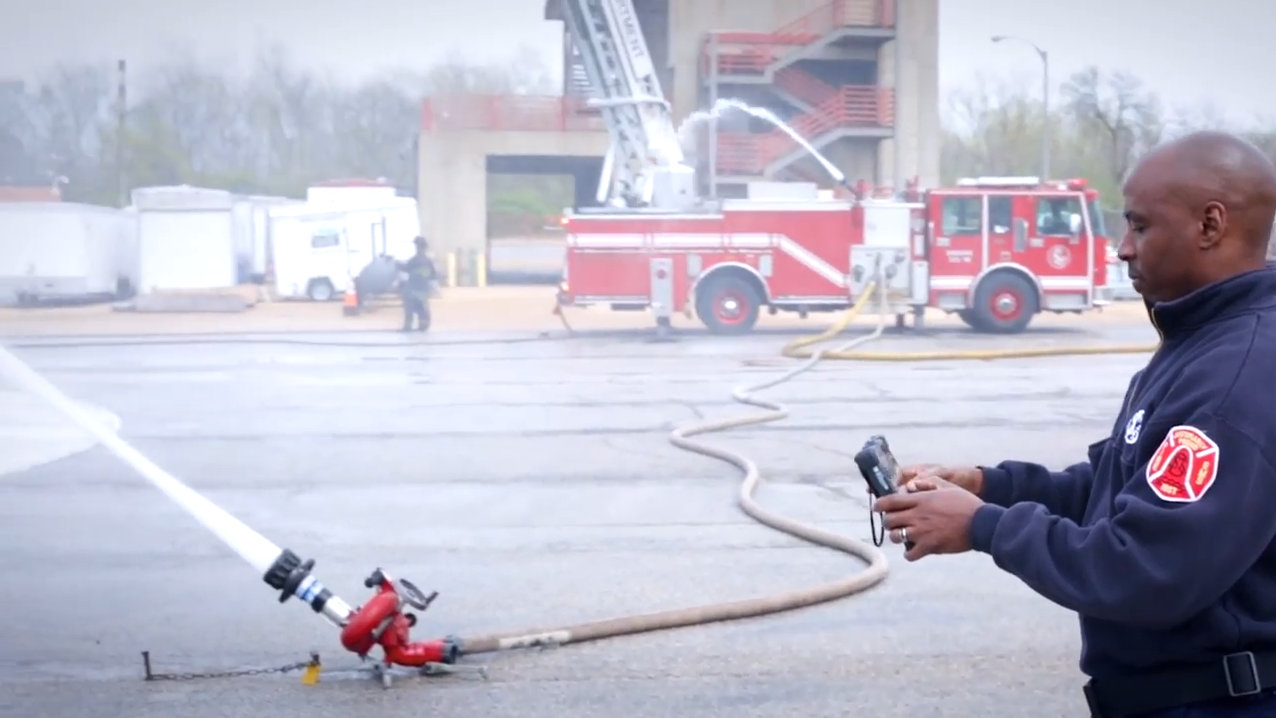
969;265;1276;680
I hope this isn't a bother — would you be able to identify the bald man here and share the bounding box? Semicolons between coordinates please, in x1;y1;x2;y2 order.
874;131;1276;718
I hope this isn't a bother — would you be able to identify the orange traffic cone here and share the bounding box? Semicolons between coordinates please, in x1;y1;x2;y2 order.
342;282;360;316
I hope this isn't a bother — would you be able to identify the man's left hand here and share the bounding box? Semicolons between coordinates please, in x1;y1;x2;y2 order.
873;479;986;561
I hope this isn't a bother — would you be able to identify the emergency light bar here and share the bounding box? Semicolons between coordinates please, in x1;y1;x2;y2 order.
956;176;1042;187
956;176;1091;192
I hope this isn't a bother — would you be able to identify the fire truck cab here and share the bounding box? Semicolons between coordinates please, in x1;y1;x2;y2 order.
557;176;1110;335
926;176;1109;332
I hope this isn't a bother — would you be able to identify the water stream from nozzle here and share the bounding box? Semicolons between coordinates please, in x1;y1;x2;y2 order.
676;98;849;187
0;345;283;573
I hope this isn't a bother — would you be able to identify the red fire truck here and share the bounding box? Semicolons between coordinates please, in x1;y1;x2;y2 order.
556;176;1110;334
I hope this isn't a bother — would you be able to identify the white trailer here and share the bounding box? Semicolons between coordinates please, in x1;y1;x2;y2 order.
132;185;239;293
306;183;398;204
231;195;297;283
269;198;420;301
0;202;137;305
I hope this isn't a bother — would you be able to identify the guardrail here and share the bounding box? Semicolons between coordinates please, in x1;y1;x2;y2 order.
702;0;895;76
774;66;838;107
421;95;607;132
772;0;895;39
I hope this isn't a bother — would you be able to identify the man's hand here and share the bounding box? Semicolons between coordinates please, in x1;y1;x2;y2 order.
898;464;984;495
873;477;986;561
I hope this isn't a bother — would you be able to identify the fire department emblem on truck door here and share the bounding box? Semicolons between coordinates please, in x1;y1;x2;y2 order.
1146;425;1220;503
1047;245;1071;269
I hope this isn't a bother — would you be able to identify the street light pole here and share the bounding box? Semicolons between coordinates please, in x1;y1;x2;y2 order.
116;59;128;208
991;35;1050;180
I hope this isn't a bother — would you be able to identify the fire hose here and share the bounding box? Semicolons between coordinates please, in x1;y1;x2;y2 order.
453;278;1162;660
0;272;1159;687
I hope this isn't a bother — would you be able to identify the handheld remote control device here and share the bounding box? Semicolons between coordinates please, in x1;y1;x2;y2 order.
854;435;914;549
854;435;900;499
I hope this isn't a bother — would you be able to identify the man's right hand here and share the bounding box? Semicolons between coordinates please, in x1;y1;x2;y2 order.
897;465;984;496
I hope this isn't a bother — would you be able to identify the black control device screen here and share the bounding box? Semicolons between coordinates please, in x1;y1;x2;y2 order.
855;435;901;498
854;435;912;549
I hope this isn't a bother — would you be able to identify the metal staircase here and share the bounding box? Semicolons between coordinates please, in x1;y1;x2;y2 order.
702;0;896;80
565;44;594;100
701;0;896;183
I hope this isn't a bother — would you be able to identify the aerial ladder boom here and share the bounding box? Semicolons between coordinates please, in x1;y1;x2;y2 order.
560;0;695;209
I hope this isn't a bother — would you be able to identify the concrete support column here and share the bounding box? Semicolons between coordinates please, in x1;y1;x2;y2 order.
912;0;941;188
877;34;899;191
418;131;488;284
876;0;940;191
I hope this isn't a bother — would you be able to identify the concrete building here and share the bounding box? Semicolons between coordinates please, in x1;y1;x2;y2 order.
417;0;940;278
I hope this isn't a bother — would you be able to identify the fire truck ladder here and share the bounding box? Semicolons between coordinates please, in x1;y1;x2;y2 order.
560;0;692;208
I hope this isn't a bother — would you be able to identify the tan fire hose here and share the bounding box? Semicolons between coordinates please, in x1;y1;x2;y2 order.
0;269;1158;663
456;275;1160;657
459;283;893;655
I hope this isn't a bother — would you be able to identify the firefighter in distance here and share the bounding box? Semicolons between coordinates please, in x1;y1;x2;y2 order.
396;236;436;332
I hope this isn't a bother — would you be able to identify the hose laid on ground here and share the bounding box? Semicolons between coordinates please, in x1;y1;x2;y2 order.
784;329;1158;362
4;277;1159;661
457;281;898;655
455;276;1160;657
781;301;1158;362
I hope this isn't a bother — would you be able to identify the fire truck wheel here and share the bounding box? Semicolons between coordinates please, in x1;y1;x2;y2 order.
696;275;760;334
956;310;987;331
971;273;1037;334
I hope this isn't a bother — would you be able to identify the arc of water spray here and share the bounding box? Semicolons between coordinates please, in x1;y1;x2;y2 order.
0;345;283;574
676;99;853;191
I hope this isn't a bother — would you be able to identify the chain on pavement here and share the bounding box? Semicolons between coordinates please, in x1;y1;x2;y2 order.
141;650;321;682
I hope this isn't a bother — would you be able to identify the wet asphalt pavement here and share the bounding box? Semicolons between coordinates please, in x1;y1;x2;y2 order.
0;321;1159;718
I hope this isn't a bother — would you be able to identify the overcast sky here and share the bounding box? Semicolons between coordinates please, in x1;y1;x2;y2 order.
0;0;1270;125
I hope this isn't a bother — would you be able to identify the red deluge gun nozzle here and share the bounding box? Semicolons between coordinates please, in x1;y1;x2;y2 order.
262;552;457;669
338;568;459;667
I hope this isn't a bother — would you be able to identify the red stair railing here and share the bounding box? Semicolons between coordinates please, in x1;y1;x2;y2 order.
773;66;839;107
702;0;896;76
771;0;895;41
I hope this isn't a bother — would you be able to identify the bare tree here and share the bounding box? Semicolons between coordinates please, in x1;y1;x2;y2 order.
18;63;115;201
123;49;260;190
0;80;42;184
9;44;558;205
423;51;554;95
941;63;1276;212
940;73;1046;182
327;77;422;188
1060;66;1164;185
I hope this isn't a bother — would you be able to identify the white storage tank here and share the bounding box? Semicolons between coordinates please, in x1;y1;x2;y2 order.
132;185;236;293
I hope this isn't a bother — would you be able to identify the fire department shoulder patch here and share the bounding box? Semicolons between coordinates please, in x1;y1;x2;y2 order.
1146;425;1220;503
